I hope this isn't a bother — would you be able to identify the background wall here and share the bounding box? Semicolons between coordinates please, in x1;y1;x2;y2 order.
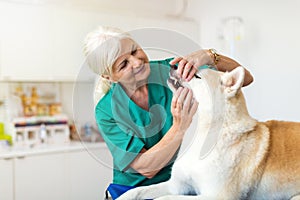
0;0;200;134
1;0;299;126
186;0;300;121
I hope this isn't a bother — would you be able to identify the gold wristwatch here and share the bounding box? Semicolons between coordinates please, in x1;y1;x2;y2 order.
208;48;220;66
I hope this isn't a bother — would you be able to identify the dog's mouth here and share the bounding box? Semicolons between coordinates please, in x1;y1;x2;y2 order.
167;65;183;91
167;76;184;90
167;65;201;91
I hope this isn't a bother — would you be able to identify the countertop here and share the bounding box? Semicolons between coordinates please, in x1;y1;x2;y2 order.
0;141;108;159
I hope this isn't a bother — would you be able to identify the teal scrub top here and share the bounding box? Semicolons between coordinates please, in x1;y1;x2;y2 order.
95;58;174;186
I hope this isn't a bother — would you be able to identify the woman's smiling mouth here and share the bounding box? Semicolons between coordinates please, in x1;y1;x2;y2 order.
133;65;145;75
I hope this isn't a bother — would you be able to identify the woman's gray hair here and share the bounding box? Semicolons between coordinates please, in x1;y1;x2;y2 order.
83;26;131;95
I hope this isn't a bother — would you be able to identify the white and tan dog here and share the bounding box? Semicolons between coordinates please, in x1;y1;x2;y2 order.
118;66;300;200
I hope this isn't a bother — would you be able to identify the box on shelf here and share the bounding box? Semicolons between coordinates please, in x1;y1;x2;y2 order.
12;114;70;147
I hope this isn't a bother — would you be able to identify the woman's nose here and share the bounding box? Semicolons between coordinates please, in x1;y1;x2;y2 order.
128;56;142;68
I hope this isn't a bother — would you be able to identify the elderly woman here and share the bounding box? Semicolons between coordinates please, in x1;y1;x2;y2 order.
84;26;253;199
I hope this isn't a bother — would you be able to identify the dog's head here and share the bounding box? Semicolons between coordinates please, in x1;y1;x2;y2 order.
167;66;248;158
167;65;202;92
167;65;246;110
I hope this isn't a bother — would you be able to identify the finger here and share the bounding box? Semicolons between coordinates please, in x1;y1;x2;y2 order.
178;59;187;78
182;89;193;113
186;67;198;81
182;62;193;80
171;87;183;108
169;57;183;65
177;87;189;110
189;99;199;115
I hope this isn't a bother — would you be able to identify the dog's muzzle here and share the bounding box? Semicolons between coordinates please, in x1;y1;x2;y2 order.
168;77;183;90
168;65;184;90
167;65;201;90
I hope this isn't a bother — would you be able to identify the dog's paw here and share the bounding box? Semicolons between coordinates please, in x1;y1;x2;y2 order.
117;193;132;200
117;188;145;200
155;195;181;200
117;191;135;200
155;196;172;200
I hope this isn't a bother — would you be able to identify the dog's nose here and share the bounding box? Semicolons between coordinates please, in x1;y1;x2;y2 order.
171;65;178;70
170;65;201;79
170;65;178;78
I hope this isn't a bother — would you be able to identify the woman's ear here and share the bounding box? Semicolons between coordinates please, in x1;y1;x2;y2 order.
101;74;116;83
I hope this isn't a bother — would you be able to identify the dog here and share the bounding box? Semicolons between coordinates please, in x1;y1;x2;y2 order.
118;66;300;200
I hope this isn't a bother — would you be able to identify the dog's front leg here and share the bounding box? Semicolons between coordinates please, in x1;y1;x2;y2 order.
155;195;216;200
117;181;171;200
290;195;300;200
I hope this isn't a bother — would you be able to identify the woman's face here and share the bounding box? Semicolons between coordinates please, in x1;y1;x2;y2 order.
109;38;150;87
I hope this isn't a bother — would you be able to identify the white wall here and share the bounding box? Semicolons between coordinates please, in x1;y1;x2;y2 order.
186;0;300;121
4;0;299;124
0;1;200;132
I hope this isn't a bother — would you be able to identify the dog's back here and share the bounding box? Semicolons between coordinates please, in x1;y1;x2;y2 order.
253;120;300;199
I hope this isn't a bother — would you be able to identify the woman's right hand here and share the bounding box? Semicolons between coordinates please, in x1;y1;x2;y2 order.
171;87;199;134
129;87;198;178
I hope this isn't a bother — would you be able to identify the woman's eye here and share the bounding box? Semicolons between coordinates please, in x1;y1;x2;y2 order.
131;49;137;55
120;60;128;70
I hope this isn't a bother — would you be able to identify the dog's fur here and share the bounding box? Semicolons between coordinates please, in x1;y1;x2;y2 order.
118;67;300;200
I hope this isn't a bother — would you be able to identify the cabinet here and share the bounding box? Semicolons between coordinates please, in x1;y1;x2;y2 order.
0;4;83;81
0;143;112;200
0;158;14;200
0;3;55;81
14;153;67;200
66;148;112;200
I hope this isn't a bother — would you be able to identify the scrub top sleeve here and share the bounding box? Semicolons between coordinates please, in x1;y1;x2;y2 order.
96;112;145;172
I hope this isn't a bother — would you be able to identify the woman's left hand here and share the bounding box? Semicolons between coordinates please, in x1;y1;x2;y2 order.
169;49;214;81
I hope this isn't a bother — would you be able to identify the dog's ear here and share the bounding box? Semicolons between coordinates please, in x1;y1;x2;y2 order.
221;66;245;98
